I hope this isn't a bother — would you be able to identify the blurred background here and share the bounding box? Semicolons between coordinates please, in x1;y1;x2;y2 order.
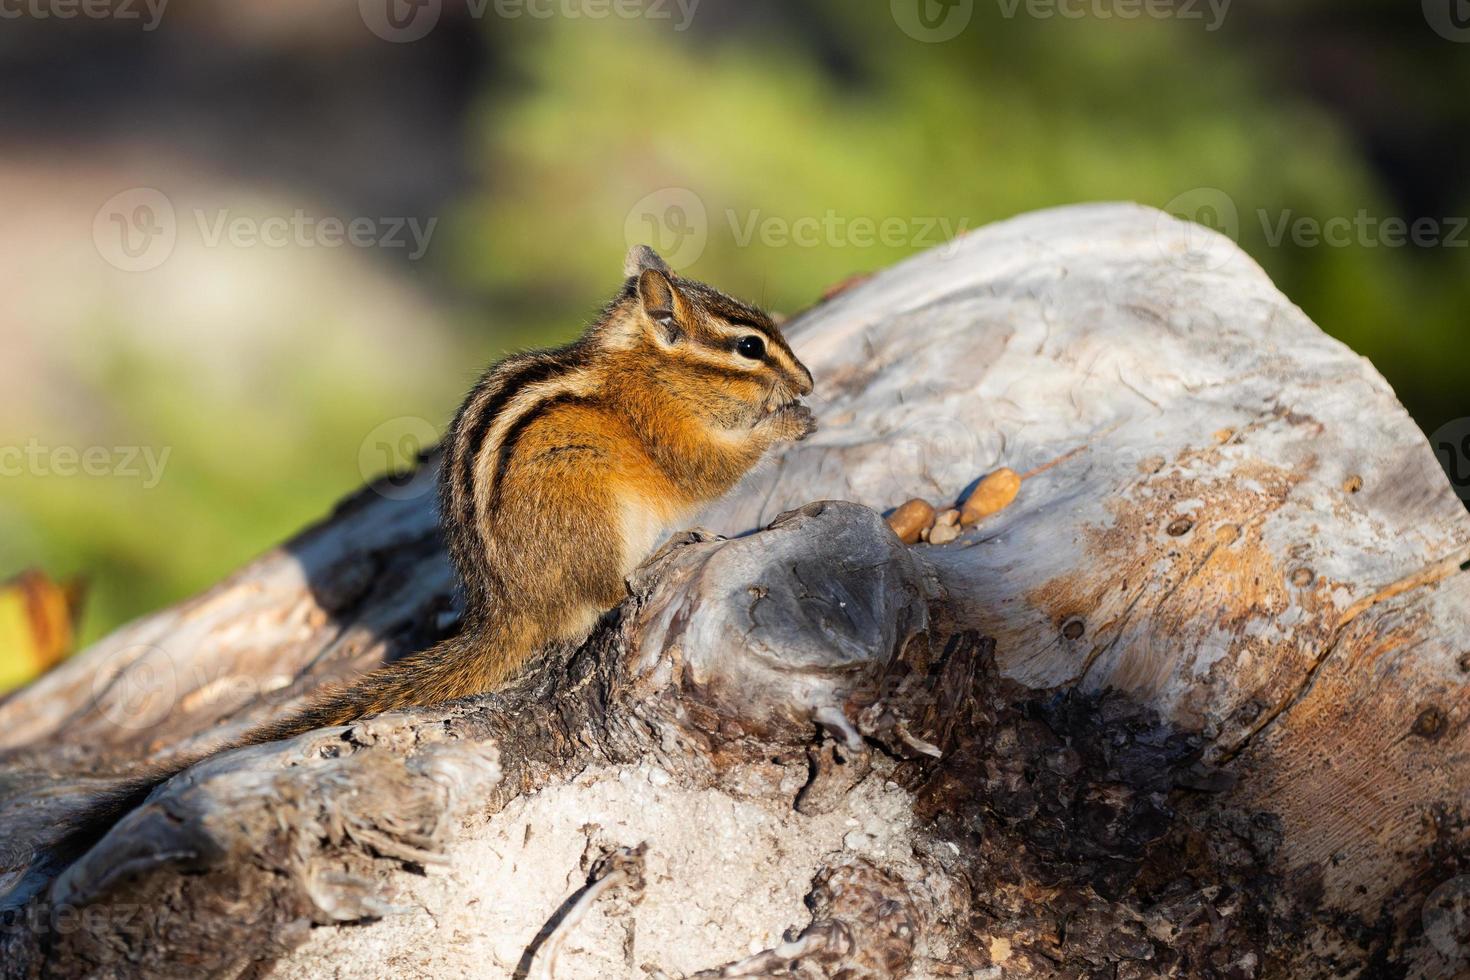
1;0;1466;687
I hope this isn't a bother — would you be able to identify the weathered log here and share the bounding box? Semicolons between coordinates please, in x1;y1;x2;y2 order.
2;203;1467;978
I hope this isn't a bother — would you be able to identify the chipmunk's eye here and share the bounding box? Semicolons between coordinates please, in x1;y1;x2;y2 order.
736;335;766;360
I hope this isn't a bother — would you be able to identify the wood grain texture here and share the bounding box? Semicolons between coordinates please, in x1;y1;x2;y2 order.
2;203;1466;978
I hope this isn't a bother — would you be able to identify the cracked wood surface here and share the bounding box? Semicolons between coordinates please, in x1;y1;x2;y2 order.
1;203;1467;977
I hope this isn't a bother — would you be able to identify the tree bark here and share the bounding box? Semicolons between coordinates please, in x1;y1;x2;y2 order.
2;203;1466;979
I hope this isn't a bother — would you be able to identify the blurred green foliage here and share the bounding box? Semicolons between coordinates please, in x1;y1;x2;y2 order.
1;6;1464;669
455;7;1465;434
0;256;461;660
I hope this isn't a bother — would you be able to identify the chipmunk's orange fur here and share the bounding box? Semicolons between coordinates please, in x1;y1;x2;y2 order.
41;247;814;869
261;245;814;731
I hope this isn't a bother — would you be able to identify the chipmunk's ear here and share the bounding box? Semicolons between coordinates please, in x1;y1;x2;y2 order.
624;244;671;278
635;267;689;343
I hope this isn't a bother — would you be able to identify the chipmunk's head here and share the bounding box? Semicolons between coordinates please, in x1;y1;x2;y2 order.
612;245;814;415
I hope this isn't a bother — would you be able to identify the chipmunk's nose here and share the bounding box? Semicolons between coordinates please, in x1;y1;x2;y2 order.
794;363;814;397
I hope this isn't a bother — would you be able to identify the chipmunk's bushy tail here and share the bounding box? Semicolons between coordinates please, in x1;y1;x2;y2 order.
31;627;508;885
240;625;516;745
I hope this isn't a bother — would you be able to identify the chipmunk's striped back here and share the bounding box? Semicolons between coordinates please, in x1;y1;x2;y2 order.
39;246;815;877
440;343;594;616
437;247;813;648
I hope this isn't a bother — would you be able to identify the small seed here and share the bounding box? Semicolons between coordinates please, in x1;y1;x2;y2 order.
887;499;936;545
1290;567;1315;588
961;468;1021;526
928;522;960;545
1343;475;1363;494
1214;428;1235;444
1167;517;1195;537
936;508;961;528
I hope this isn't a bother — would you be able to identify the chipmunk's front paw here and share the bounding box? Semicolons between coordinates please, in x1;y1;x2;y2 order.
772;403;817;442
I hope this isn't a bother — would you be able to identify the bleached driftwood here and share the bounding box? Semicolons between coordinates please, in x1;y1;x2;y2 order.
2;203;1467;978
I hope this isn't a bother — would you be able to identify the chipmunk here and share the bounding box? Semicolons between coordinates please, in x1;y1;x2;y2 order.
253;243;815;734
30;245;814;878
